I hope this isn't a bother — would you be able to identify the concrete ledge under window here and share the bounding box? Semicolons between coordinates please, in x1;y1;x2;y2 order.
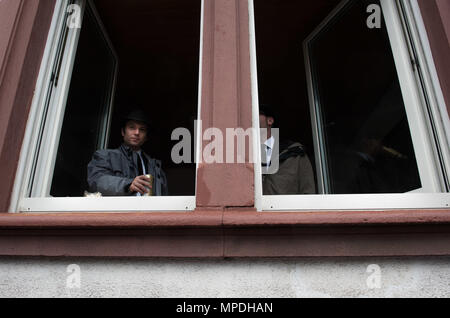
0;210;449;258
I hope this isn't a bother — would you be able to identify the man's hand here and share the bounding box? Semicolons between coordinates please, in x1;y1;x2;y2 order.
129;175;152;195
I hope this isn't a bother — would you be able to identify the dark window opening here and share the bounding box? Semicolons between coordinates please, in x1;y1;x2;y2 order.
51;0;201;197
254;0;421;195
254;0;341;195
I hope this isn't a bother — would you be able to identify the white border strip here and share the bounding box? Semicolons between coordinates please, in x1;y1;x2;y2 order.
195;0;205;197
249;0;263;212
31;0;85;197
20;197;196;213
381;0;441;192
409;0;450;144
262;193;449;212
405;0;450;188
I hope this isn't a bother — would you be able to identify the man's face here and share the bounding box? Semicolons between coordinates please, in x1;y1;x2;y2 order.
122;120;148;150
259;114;274;129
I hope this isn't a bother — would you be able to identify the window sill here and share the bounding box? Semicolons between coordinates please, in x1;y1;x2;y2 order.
0;209;449;258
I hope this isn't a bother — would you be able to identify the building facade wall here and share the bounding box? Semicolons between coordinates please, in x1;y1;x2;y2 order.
0;0;449;297
0;257;449;298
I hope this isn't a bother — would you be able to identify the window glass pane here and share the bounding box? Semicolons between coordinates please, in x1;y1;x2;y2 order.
254;0;335;195
310;0;421;193
49;0;201;198
51;3;116;197
308;0;421;194
255;0;423;196
98;0;201;196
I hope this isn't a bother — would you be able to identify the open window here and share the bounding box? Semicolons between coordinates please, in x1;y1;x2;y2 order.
251;0;450;211
50;0;117;199
11;0;203;212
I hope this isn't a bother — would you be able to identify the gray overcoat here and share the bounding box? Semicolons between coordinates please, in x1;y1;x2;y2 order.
87;144;169;196
262;141;316;195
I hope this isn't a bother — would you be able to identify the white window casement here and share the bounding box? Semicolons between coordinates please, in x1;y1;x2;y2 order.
250;0;450;211
10;0;204;213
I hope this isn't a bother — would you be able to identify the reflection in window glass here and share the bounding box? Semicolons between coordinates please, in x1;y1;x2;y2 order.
307;0;421;194
49;0;202;198
51;3;116;197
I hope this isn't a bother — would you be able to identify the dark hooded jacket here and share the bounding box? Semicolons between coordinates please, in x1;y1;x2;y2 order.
262;141;316;195
87;144;168;196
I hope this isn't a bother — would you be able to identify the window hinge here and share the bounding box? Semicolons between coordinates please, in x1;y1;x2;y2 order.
411;58;420;72
50;72;60;87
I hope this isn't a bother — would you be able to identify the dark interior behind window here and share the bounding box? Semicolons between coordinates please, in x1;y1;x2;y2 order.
51;0;201;197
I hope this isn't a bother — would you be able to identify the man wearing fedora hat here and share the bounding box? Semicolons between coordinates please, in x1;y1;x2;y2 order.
87;109;169;196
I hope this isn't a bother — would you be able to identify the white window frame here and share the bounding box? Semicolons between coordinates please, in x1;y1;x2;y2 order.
250;0;450;211
9;0;205;213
